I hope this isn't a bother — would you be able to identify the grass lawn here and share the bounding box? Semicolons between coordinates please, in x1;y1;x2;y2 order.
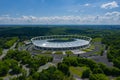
19;42;24;46
93;45;104;55
92;38;102;42
82;44;95;52
0;48;3;55
0;52;2;56
69;66;88;78
91;37;105;55
54;51;63;54
44;51;52;54
59;38;71;40
65;50;73;55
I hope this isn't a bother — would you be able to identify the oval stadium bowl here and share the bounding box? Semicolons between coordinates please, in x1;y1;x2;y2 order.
31;35;92;51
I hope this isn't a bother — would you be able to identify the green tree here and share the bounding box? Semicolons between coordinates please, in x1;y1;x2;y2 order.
113;58;120;69
65;50;73;55
0;48;2;55
4;37;18;49
52;70;64;80
93;68;104;74
115;76;120;80
39;66;64;80
98;63;111;75
57;63;70;76
81;68;91;78
0;62;9;76
111;67;120;76
32;72;39;80
10;65;22;75
0;78;3;80
89;74;108;80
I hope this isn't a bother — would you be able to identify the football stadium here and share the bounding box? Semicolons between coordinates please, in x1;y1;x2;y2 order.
31;35;92;51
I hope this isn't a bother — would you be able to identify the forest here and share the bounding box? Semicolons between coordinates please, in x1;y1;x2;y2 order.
0;25;120;80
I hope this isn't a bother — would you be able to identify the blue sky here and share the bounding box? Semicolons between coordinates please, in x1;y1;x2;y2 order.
0;0;120;24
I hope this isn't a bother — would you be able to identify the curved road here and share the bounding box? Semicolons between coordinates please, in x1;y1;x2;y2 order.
0;42;17;60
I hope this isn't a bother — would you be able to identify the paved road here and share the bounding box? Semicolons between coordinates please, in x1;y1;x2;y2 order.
10;42;17;50
0;42;17;60
80;42;102;57
3;73;22;80
17;41;114;80
88;50;113;67
24;42;112;66
38;62;56;72
0;42;23;80
0;49;9;60
22;65;30;77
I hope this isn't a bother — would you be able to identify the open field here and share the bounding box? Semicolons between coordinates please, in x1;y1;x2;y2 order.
70;66;88;77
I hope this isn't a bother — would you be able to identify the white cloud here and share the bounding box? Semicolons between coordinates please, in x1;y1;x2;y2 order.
0;12;120;24
105;11;120;16
101;1;119;9
104;11;120;22
84;3;91;7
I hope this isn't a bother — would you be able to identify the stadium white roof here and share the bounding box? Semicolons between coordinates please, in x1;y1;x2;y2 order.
32;39;89;48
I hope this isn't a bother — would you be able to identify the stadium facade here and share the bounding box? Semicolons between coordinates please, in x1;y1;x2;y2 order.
31;35;92;51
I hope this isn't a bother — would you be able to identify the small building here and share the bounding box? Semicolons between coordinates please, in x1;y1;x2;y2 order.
24;40;32;46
